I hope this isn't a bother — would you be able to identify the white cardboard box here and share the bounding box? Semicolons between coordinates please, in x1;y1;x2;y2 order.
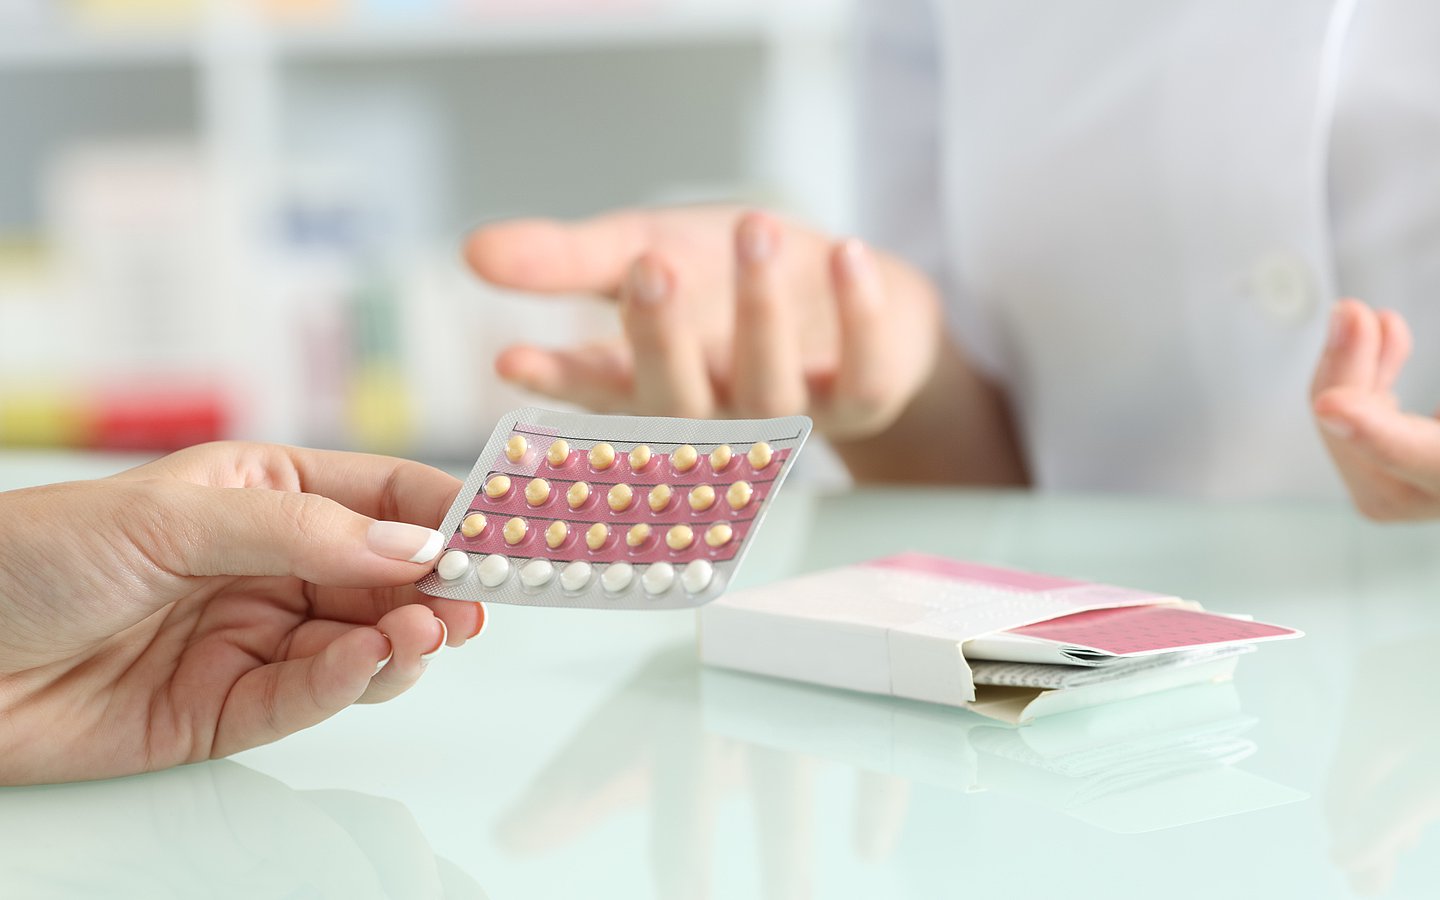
698;553;1231;724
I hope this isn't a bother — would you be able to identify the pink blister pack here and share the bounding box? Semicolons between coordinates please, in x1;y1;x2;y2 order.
417;407;812;609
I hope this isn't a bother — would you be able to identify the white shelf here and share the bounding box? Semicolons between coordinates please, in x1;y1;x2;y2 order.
0;4;843;71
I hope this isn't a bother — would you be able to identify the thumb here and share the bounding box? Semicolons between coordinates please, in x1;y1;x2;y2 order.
138;482;446;587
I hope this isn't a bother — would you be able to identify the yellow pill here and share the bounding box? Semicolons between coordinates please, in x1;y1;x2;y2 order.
666;524;695;551
567;482;591;509
546;439;570;466
503;517;528;545
461;513;488;538
588;443;616;470
747;442;773;469
709;445;733;471
626;523;652;548
726;481;754;510
505;434;528;463
688;484;716;512
705;522;734;548
484;474;512;499
545;520;568;549
608;483;634;512
628;444;652;470
648;483;673;512
525;477;551;506
586;522;609;550
672;445;698;472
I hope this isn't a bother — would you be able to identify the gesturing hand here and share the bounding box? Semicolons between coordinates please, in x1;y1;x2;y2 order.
467;206;944;441
0;442;485;784
1312;299;1440;520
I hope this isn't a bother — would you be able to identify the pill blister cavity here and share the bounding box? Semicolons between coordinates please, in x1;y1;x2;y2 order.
586;522;609;550
672;445;698;472
567;481;591;509
484;474;512;499
589;443;616;470
648;483;673;512
525;477;551;506
726;481;753;510
709;445;733;471
627;522;652;548
437;550;471;581
601;562;635;592
747;442;773;469
461;513;488;538
546;439;570;467
667;524;694;551
682;559;714;593
545;520;569;549
608;483;634;512
477;554;510;587
560;561;593;591
520;558;555;588
503;517;528;545
643;562;676;594
505;435;528;463
705;522;733;548
628;444;652;471
688;484;716;512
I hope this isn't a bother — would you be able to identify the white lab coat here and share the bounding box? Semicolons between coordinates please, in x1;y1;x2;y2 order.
858;0;1440;498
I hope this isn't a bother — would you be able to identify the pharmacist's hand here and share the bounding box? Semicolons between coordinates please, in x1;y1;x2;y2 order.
0;442;485;784
466;207;943;441
1312;299;1440;520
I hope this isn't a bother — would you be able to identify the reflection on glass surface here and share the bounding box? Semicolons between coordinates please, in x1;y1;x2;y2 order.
1326;637;1440;897
496;644;1305;899
0;761;486;900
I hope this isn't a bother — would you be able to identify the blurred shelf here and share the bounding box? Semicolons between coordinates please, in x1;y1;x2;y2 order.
0;4;844;71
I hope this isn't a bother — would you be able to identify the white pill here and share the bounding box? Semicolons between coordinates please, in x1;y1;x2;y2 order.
642;562;676;594
681;559;714;593
477;554;510;587
437;550;471;581
520;558;555;588
560;561;593;591
601;562;635;592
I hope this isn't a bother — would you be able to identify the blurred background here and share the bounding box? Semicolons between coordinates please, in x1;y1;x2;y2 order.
0;0;855;464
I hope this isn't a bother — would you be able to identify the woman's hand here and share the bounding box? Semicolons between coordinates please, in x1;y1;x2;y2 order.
467;207;943;441
0;442;485;784
1312;299;1440;520
468;207;1027;484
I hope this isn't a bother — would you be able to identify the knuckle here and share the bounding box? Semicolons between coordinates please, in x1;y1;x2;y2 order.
275;490;339;538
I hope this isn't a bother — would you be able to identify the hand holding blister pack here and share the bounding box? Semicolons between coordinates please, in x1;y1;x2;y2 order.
418;407;812;609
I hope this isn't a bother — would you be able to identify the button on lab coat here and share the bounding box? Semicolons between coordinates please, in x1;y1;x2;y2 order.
858;0;1440;498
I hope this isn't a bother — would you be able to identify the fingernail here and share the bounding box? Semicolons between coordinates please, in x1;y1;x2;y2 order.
373;635;394;675
420;620;448;663
1319;416;1354;439
738;215;774;264
629;258;668;305
839;238;877;291
469;602;488;639
1327;303;1346;349
367;520;445;563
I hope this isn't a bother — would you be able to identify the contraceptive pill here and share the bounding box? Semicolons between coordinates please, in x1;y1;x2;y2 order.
505;435;528;462
525;477;551;506
417;407;812;610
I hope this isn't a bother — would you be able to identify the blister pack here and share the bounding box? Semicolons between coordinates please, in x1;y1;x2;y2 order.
417;407;812;609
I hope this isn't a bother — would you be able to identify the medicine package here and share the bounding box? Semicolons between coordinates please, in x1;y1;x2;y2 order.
417;407;812;610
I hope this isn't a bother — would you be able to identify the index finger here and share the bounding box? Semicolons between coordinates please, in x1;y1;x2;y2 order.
464;212;652;298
